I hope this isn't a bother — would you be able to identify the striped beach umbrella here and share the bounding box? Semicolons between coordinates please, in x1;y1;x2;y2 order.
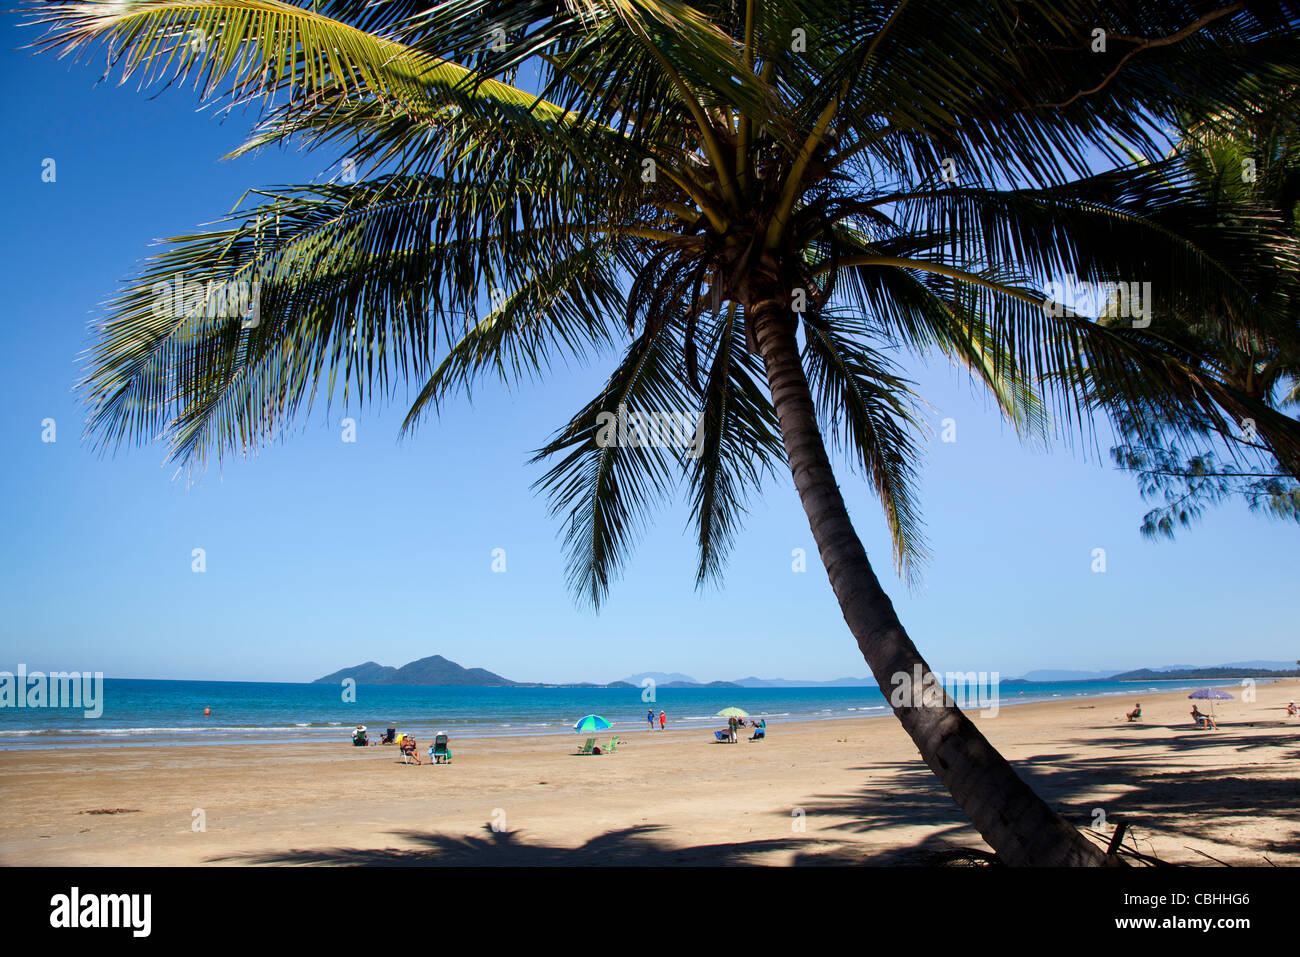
1188;687;1233;715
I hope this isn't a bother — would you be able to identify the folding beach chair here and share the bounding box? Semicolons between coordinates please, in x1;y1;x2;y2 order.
605;737;620;753
399;735;421;764
576;737;596;755
431;733;452;764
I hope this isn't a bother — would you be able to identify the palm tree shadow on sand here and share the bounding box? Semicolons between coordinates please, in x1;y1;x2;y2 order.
209;723;1300;866
795;733;1300;865
208;824;816;867
208;820;1008;867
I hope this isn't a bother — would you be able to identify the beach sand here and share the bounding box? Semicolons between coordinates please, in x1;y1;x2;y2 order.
2;680;1297;866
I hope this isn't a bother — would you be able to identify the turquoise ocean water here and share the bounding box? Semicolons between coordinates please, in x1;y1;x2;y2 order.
0;676;1255;749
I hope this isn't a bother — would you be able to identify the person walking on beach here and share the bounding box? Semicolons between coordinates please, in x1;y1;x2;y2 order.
647;708;655;731
659;710;667;731
727;715;738;743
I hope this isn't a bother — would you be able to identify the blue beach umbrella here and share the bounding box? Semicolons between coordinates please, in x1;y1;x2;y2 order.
573;714;612;733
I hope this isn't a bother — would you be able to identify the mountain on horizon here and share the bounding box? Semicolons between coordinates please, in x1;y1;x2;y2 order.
731;675;876;688
619;671;699;685
314;655;515;687
316;657;1299;689
313;660;399;684
1011;669;1121;682
1010;661;1297;682
1217;660;1297;670
1111;663;1300;681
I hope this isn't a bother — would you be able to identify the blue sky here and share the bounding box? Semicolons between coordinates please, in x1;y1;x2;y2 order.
0;17;1295;685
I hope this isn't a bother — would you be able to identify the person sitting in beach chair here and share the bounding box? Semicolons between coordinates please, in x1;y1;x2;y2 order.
1190;705;1217;730
430;733;452;764
1288;700;1297;717
352;725;368;746
399;734;421;764
1126;703;1141;722
380;728;396;745
713;730;730;743
749;719;766;741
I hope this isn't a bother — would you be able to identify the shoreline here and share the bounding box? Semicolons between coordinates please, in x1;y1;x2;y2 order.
0;677;1262;751
1;678;1295;866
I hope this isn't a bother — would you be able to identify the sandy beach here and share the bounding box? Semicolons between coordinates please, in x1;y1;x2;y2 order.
2;680;1296;866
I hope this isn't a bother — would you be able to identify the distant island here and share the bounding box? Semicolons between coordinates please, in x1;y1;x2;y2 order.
313;655;640;688
314;656;514;686
312;658;742;688
314;657;1299;688
617;672;742;688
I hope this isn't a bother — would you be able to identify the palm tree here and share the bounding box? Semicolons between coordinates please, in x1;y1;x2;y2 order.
1103;91;1300;535
31;0;1300;865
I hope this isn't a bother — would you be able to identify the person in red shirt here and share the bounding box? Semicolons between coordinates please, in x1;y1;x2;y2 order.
659;710;666;730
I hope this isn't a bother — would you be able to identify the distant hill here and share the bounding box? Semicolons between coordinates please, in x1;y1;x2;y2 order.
1011;670;1119;682
317;657;1299;688
619;672;700;685
731;676;876;688
1218;660;1297;671
315;656;639;688
1111;666;1300;681
1009;662;1298;682
514;680;638;689
314;661;399;685
314;655;515;687
393;655;515;686
615;672;741;689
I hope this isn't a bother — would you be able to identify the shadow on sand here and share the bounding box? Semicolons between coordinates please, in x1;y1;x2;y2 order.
794;723;1300;863
209;722;1300;866
207;824;813;866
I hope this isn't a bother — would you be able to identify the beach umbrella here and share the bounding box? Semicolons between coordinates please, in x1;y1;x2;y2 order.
716;707;750;718
1188;688;1233;716
573;714;611;733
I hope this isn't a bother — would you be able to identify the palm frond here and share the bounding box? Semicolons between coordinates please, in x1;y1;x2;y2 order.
802;313;930;584
531;315;692;607
686;304;783;587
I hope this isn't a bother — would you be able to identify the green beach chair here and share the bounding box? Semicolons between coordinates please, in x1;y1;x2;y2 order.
431;733;452;764
576;737;596;755
606;737;620;753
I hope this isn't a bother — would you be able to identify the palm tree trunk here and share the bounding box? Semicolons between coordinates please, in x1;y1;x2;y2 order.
751;297;1107;866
